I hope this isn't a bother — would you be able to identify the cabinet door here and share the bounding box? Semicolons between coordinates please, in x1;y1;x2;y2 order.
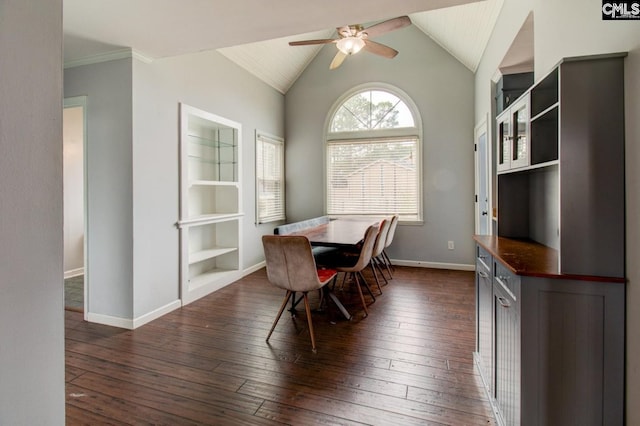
496;110;511;172
476;253;493;392
509;95;529;169
494;277;520;425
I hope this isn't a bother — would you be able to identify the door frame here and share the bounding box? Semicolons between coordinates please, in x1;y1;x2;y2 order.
63;96;88;319
474;114;492;235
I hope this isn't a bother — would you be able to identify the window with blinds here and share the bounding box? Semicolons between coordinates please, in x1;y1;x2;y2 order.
326;86;422;222
256;132;285;224
327;137;419;220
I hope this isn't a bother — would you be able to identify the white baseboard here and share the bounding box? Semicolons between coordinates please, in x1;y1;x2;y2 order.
391;259;475;271
87;299;182;330
243;261;265;275
64;267;84;279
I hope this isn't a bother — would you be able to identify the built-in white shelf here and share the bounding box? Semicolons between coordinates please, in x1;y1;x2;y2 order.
179;103;243;306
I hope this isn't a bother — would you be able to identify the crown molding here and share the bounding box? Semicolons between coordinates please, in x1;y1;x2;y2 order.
64;48;153;69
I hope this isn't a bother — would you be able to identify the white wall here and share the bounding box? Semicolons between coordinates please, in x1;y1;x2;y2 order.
0;1;65;423
286;25;476;267
63;106;85;275
475;0;640;421
64;59;135;320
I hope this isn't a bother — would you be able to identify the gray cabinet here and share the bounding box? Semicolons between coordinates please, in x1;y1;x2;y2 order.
477;53;627;426
474;236;625;426
474;238;625;426
497;53;626;278
475;245;493;393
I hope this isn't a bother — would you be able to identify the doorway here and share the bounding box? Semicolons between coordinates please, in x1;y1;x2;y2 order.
475;116;490;235
63;96;87;314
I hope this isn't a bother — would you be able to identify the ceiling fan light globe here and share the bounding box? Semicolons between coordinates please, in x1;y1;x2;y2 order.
336;37;365;55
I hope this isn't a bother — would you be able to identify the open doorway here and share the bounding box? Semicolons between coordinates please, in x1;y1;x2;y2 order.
63;96;87;314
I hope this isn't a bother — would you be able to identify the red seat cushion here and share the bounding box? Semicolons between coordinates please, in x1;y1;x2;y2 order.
316;268;337;283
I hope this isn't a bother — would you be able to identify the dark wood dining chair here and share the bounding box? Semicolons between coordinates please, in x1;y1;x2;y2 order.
262;235;337;352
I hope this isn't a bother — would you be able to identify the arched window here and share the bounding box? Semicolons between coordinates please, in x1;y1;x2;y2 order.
325;85;422;222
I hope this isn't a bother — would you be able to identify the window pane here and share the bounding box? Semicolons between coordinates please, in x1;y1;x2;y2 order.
256;134;285;223
327;138;419;219
330;90;415;132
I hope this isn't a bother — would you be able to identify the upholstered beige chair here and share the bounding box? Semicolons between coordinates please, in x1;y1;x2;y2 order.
262;235;337;352
370;218;392;289
334;225;378;317
381;215;399;275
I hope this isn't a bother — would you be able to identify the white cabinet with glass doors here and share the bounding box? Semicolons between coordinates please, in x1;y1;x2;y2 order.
496;93;529;172
177;103;243;305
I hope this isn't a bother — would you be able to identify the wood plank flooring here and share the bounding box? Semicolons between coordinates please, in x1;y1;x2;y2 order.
65;266;496;425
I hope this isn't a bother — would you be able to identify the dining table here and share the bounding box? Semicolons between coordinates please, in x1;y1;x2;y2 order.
288;217;380;320
290;217;379;247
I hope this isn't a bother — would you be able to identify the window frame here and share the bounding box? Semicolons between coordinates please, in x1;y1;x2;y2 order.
324;83;423;224
255;131;285;224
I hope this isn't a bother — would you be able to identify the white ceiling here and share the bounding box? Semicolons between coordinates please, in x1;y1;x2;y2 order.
64;0;506;94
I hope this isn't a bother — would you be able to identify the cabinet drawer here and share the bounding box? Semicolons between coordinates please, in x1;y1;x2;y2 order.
477;245;491;272
494;260;520;301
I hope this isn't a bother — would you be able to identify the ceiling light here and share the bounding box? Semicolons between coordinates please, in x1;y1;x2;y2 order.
336;37;365;55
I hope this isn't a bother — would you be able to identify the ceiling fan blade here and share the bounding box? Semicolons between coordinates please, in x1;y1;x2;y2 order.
329;50;347;70
363;40;398;59
361;16;411;39
289;39;336;46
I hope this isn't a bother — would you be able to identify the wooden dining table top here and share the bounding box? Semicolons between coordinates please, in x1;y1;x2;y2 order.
290;218;379;247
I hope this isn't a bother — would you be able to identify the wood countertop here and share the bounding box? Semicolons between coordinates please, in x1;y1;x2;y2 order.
473;235;625;283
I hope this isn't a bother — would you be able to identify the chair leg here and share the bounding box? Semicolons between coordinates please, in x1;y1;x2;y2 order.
353;273;369;317
379;254;393;279
302;292;317;352
369;262;383;294
358;271;376;301
382;250;395;273
267;291;292;343
375;256;391;282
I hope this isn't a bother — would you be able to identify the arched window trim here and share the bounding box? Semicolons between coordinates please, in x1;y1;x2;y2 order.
323;83;424;224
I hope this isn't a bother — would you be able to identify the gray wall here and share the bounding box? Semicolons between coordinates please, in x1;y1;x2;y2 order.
64;59;135;319
475;0;640;422
285;25;476;266
130;50;285;316
0;1;65;423
63;50;285;323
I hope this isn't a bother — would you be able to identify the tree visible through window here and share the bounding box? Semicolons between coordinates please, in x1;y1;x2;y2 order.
326;87;421;222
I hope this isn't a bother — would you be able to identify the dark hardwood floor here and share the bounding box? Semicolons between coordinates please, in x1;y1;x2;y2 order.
65;266;496;425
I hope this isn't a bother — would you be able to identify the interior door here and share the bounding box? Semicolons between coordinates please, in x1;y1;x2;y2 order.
475;118;490;235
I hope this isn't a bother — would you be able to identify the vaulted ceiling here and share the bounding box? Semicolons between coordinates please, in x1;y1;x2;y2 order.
64;0;506;94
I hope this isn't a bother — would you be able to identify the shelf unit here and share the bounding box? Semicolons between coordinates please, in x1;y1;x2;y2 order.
178;103;243;305
496;53;626;278
478;53;627;425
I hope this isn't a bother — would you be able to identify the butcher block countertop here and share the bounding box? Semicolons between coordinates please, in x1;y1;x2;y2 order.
473;235;625;283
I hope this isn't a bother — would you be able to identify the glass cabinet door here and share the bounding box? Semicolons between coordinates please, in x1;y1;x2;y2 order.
497;111;511;172
510;95;530;169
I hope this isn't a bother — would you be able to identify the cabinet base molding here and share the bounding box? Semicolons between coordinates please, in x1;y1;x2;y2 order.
86;299;182;330
473;352;505;426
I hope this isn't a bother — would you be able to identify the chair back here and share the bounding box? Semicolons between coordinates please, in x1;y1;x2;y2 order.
349;225;379;271
372;219;391;258
384;215;399;249
262;235;325;293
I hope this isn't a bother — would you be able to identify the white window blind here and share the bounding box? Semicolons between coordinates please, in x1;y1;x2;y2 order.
256;132;285;224
326;137;419;220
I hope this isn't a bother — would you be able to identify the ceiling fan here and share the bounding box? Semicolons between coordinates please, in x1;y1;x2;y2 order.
289;16;411;70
